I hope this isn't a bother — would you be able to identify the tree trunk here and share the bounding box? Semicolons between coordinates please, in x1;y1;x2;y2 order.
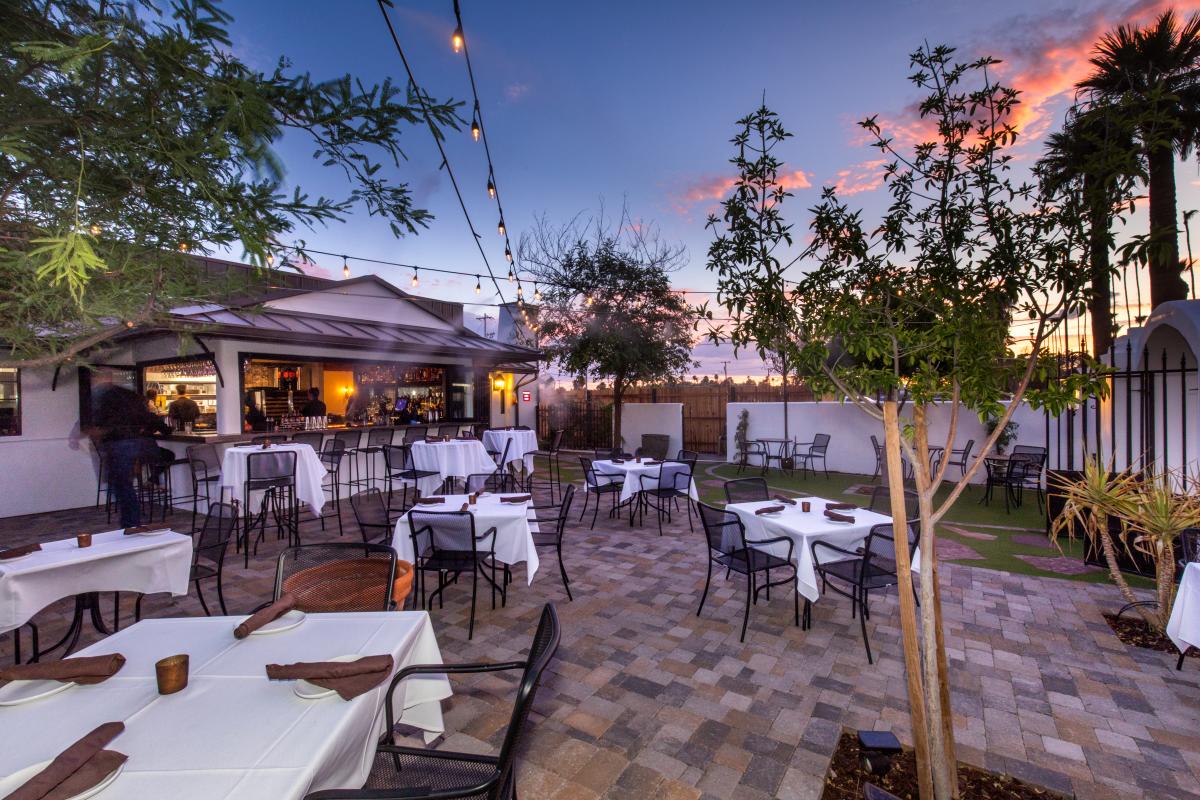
883;401;934;799
1086;179;1115;358
1147;143;1186;308
781;367;790;444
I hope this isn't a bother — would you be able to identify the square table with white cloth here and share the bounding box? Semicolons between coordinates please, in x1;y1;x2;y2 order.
0;528;192;636
393;494;540;585
1168;562;1200;656
0;612;452;800
220;443;327;515
409;440;497;495
482;428;539;474
591;459;699;506
726;498;909;602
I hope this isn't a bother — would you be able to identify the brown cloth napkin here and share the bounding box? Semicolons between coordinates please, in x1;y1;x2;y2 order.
0;543;41;561
825;509;856;523
123;525;171;536
825;502;858;511
755;505;786;515
3;721;127;800
234;594;297;639
772;495;797;506
500;494;531;504
415;497;444;505
266;654;394;700
0;654;125;686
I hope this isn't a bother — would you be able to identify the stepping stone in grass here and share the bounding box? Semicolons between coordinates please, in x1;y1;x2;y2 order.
1011;533;1056;551
1014;554;1101;575
937;539;985;561
943;524;996;541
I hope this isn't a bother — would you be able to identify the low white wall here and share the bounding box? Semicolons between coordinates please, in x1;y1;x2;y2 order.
622;403;683;457
725;400;1048;481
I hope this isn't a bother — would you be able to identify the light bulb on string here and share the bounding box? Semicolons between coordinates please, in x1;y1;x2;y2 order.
474;275;481;295
534;283;542;302
497;218;505;237
342;255;350;278
517;282;523;299
266;252;274;267
585;294;593;306
89;225;101;236
504;245;513;264
178;242;189;253
451;25;463;52
507;267;515;283
487;177;496;199
411;268;419;288
471;118;480;142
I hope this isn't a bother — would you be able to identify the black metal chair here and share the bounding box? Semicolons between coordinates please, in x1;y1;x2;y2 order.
186;443;222;532
870;435;884;481
243;449;299;567
252;434;289;445
529;485;575;601
136;501;237;620
303;604;561;800
735;438;767;475
402;426;427;446
472;422;489;440
578;456;624;529
593;447;621;462
350;427;394;492
634;461;694;535
530;429;565;503
1009;445;1047;511
350;488;396;545
794;433;831;478
942;439;975;480
407;509;502;639
271;542;398;613
333;430;363;494
466;471;505;494
383;444;442;509
980;456;1022;513
812;522;919;664
488;439;513;492
290;431;325;451
724;477;769;505
316;438;348;536
868;485;919;519
696;502;800;642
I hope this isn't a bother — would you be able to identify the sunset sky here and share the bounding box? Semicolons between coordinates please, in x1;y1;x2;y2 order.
225;0;1200;379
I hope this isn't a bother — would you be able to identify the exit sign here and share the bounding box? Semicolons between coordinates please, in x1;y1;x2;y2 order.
521;391;531;402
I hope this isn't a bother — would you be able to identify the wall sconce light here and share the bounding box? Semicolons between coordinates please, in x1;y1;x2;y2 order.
493;377;506;391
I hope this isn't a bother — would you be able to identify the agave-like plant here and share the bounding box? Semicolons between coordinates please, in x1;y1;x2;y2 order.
1122;468;1200;631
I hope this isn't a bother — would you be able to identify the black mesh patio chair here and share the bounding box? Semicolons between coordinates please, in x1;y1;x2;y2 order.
303;604;560;800
723;477;769;505
252;434;289;445
271;542;397;613
243;449;298;567
794;433;831;478
529;485;576;601
351;488;396;545
1008;445;1048;511
349;427;395;492
635;461;695;535
812;522;919;664
578;456;624;529
696;502;800;642
136;501;237;620
942;439;975;480
868;485;918;520
466;471;505;494
383;444;443;509
980;456;1021;513
870;435;884;481
186;443;222;532
407;509;503;639
403;426;427;445
735;438;767;475
594;447;621;462
472;422;489;440
530;429;565;503
290;431;325;451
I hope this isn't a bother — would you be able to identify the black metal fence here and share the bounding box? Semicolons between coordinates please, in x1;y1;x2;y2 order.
537;397;613;450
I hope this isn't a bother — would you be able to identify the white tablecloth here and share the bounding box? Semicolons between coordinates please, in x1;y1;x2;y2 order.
220;443;327;515
592;459;699;505
482;429;539;474
0;612;452;799
1168;562;1200;654
409;440;496;495
0;529;192;634
726;498;895;602
393;494;540;585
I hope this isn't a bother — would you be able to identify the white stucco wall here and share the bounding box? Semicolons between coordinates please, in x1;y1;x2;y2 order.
725;400;1048;481
264;280;454;329
622;403;684;458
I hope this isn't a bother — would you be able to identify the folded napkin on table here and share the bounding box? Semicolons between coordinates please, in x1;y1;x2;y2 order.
4;721;126;800
234;594;296;639
755;505;786;516
424;437;442;444
825;502;858;511
415;497;445;506
123;525;171;535
772;495;797;506
500;494;531;504
643;460;661;466
265;654;394;700
0;543;41;560
824;509;856;523
0;654;125;685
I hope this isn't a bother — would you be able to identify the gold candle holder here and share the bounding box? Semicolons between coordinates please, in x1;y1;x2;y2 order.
801;501;811;513
155;654;189;695
76;533;92;548
469;493;478;505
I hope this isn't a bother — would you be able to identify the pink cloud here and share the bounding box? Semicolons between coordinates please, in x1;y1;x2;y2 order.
504;82;530;102
672;169;813;214
831;159;888;196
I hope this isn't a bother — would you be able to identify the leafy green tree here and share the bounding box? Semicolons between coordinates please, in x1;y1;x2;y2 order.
0;0;459;367
1079;9;1200;308
519;211;696;450
704;103;801;446
790;47;1100;799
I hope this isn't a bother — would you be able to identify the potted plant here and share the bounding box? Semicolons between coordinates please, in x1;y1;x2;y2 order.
984;415;1018;454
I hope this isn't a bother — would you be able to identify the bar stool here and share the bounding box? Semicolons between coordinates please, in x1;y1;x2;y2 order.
243;450;299;567
350;427;394;493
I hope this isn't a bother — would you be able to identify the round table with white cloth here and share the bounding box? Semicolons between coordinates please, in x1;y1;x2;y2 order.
392;493;540;584
409;439;497;494
591;458;699;505
220;443;327;515
1168;562;1200;656
482;428;539;474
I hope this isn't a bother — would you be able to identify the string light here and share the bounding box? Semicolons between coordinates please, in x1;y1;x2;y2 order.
89;225;101;236
504;246;513;263
507;267;515;283
585;294;593;306
471;118;481;142
475;275;481;295
517;282;523;299
486;176;495;199
534;283;542;302
266;252;274;267
178;242;189;252
497;218;505;237
342;255;350;278
451;24;463;52
411;268;419;288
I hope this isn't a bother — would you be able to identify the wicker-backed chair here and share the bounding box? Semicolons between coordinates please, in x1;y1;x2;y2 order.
529;485;575;601
696;502;800;641
723;477;769;505
272;542;399;612
407;509;502;639
304;604;561;800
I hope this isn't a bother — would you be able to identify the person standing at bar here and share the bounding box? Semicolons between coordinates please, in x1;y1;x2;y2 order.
244;393;268;432
166;383;200;432
299;387;326;417
88;386;170;527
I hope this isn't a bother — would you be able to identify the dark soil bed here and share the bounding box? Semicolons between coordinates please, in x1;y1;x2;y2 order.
820;732;1070;800
1104;612;1195;658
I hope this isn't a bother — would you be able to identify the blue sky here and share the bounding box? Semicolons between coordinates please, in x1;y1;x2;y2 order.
222;0;1200;378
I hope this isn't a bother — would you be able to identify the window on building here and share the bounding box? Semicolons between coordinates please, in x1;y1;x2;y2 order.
0;368;19;436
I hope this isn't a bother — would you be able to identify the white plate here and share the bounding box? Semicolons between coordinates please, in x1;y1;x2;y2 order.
249;609;306;636
0;553;35;565
0;760;124;800
0;678;74;706
293;655;357;700
824;516;856;525
126;528;171;537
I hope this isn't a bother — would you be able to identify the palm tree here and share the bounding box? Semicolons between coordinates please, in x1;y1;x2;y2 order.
1038;105;1139;356
1080;10;1200;309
